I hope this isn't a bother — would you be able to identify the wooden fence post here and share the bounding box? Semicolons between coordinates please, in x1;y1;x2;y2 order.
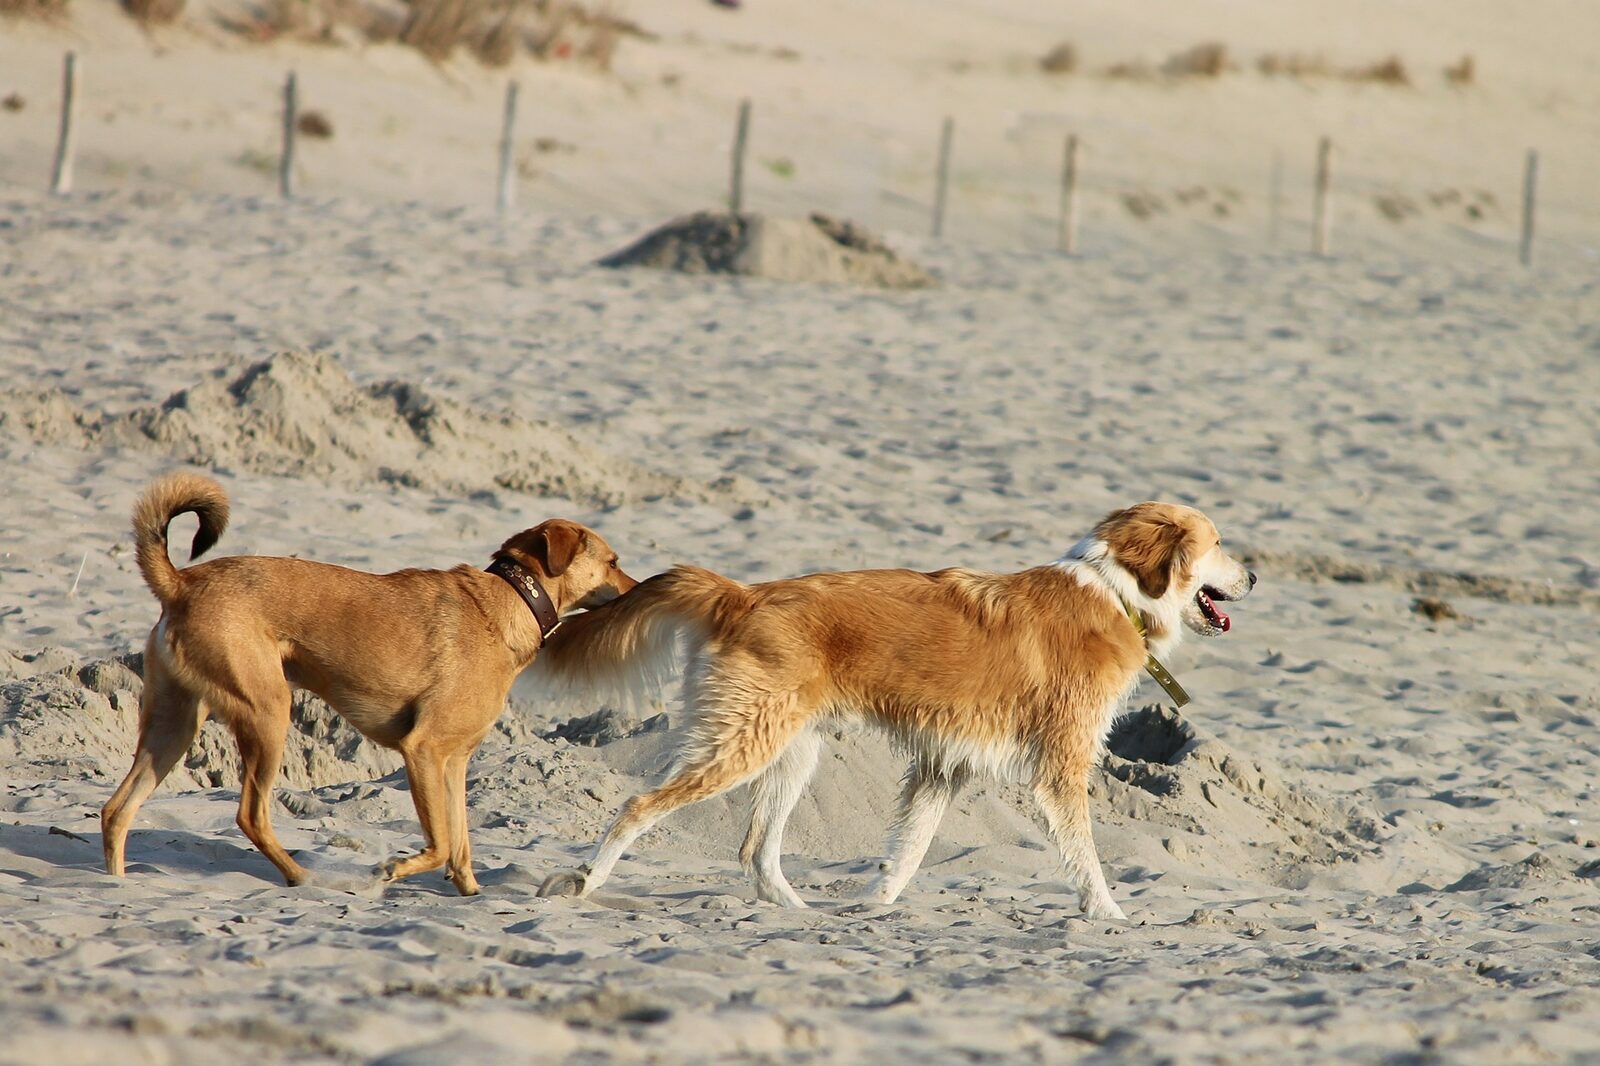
1057;134;1081;255
49;52;78;197
1311;136;1332;256
497;81;519;216
729;98;750;214
280;72;298;200
1268;149;1283;247
1519;149;1538;266
932;116;953;238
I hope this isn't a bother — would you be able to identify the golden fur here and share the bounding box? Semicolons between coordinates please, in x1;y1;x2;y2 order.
104;472;637;895
534;502;1254;919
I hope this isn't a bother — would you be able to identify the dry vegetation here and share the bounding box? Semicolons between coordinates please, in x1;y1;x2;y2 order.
297;109;335;138
1444;54;1476;86
1046;39;1463;89
182;0;636;68
1121;184;1243;220
1161;41;1230;78
1374;187;1498;224
1350;55;1409;85
1256;51;1331;79
0;0;70;19
1039;41;1077;75
395;0;634;68
122;0;185;24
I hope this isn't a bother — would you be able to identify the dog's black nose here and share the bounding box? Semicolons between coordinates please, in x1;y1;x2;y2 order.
1248;571;1257;588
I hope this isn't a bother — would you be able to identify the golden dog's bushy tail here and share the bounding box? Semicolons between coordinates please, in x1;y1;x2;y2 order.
535;565;750;700
132;472;230;606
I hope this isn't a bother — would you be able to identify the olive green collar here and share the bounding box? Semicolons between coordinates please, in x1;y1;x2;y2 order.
1123;599;1190;709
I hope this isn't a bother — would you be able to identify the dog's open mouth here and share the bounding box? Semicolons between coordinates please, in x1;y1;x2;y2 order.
1196;587;1231;632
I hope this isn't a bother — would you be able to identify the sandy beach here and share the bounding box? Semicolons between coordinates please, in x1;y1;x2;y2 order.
3;2;1600;1062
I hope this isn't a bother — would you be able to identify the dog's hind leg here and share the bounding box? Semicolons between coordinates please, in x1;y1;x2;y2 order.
102;648;207;877
739;727;821;907
1032;764;1124;921
862;756;967;905
230;684;310;887
539;690;804;900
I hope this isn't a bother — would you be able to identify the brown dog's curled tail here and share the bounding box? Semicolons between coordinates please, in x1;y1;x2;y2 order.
131;472;230;606
534;565;749;700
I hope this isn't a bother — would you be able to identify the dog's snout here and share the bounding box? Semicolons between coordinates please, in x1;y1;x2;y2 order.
1248;571;1257;589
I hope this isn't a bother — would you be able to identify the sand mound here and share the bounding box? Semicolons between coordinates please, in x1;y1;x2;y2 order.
0;350;706;509
0;649;400;794
0;647;644;847
599;212;935;289
1094;703;1387;885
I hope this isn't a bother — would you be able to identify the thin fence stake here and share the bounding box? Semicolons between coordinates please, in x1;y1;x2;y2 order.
49;52;78;197
1311;136;1332;256
496;81;519;216
1519;149;1538;266
932;116;953;238
729;98;750;214
1057;134;1081;255
280;72;298;200
68;550;87;597
1268;149;1283;247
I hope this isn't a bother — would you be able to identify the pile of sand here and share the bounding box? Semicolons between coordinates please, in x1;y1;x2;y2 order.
0;350;700;509
1094;703;1388;885
598;212;936;290
0;648;401;793
0;648;670;857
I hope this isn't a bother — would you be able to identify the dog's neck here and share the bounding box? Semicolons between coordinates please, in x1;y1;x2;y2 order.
486;556;563;644
1053;536;1189;706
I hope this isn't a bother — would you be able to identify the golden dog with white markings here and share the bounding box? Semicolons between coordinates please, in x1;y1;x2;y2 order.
534;502;1254;920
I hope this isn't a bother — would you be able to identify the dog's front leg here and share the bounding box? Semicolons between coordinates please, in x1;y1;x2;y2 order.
383;736;457;889
1032;768;1126;921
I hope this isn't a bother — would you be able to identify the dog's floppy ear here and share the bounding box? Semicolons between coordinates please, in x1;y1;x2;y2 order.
1101;508;1190;600
529;520;584;577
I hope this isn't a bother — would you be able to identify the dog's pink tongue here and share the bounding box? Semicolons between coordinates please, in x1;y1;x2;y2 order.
1200;590;1231;631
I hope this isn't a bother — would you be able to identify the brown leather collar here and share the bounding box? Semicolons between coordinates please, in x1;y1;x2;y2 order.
486;556;562;642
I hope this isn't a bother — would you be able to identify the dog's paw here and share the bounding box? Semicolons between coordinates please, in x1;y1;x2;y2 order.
536;868;589;898
1081;898;1128;922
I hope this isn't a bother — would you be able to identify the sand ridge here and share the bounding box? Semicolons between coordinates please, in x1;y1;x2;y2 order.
0;348;765;510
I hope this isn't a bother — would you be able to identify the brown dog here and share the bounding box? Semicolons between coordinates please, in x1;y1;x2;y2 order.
103;472;636;895
533;502;1253;920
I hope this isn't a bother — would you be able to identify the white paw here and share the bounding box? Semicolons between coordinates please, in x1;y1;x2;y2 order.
755;881;809;908
1082;896;1128;921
